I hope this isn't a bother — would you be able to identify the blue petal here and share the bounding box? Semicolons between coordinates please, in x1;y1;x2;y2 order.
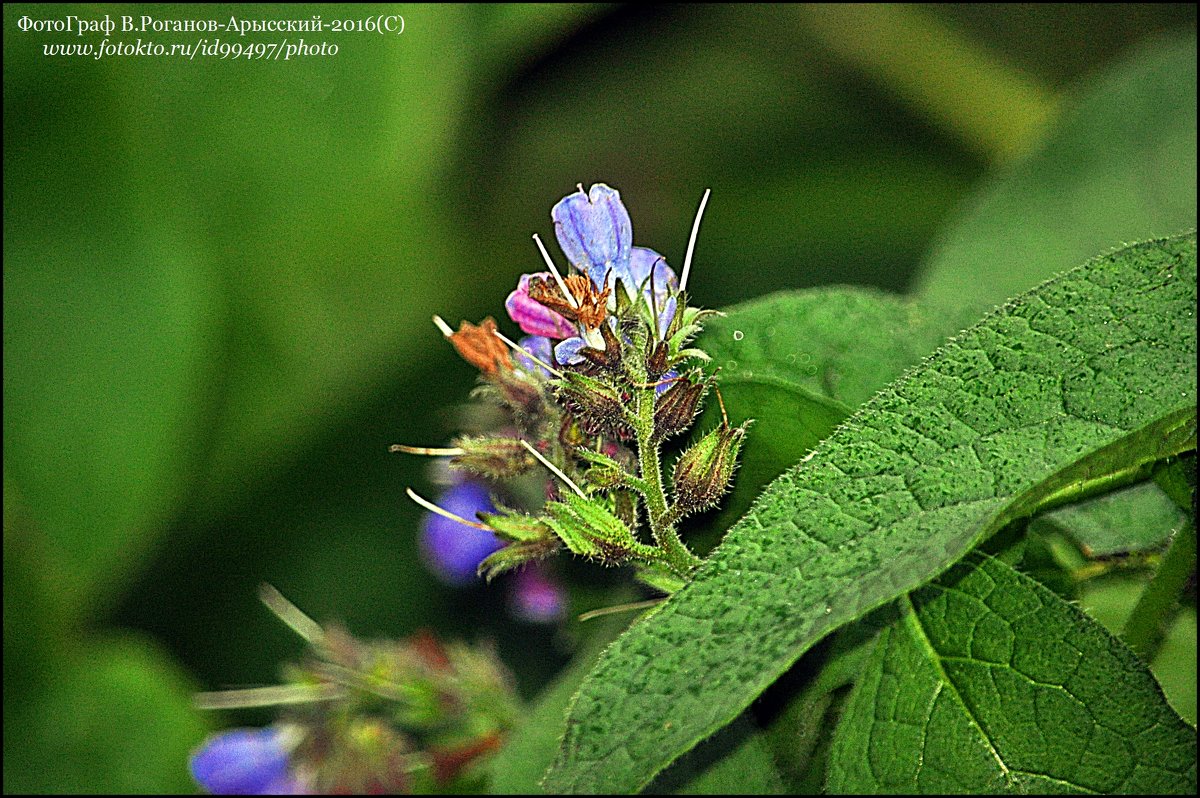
655;296;678;339
656;368;680;396
553;336;588;365
516;335;555;377
420;481;502;586
626;247;678;304
552;184;631;290
190;728;292;795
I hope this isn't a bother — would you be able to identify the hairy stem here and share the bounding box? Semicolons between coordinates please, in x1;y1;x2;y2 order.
634;381;701;576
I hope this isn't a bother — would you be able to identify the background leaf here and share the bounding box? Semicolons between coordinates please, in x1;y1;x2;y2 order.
914;33;1197;311
1030;480;1188;557
2;636;211;794
826;554;1196;794
544;235;1197;793
647;716;784;795
489;612;632;794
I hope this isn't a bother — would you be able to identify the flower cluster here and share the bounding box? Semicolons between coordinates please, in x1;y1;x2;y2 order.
404;183;748;595
190;588;518;795
191;184;748;795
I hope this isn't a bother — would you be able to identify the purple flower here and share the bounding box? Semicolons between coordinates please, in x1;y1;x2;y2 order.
508;566;567;624
420;480;504;586
515;335;555;378
505;273;576;339
552;185;679;306
190;727;308;795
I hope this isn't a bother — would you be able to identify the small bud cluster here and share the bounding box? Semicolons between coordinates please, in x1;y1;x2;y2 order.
402;184;750;591
190;588;519;795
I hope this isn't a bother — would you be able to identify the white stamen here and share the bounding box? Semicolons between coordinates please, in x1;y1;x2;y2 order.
578;598;667;622
679;188;711;294
259;583;325;646
532;233;580;309
519;439;586;498
389;444;466;456
405;487;492;530
492;329;564;378
194;683;346;710
432;314;455;338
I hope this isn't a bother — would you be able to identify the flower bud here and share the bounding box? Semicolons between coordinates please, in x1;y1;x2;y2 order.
574;446;633;489
190;726;307;795
646;340;670;380
477;506;554;543
543;493;652;564
493;369;546;421
476;538;561;582
672;420;751;515
577;321;624;371
449;436;536;480
554;372;634;440
652;376;707;443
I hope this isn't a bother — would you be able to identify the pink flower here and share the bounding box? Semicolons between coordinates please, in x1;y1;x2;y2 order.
505;273;576;339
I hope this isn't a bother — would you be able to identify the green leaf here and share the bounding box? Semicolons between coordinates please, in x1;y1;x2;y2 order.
543;234;1197;793
1152;606;1198;726
1080;577;1198;725
700;287;968;411
647;716;785;795
826;554;1197;794
1030;479;1188;557
760;620;881;791
489;614;631;794
692;287;971;538
2;636;212;794
914;34;1197;311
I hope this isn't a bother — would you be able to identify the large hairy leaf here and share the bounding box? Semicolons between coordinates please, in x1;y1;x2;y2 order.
826;554;1196;793
542;234;1197;793
691;288;975;539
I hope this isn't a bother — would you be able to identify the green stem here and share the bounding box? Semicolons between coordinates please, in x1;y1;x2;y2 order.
634;382;701;576
1120;520;1196;661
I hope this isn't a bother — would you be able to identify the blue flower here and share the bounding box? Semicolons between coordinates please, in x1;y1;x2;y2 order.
515;334;555;378
552;183;631;292
549;184;679;364
190;727;308;795
420;479;504;586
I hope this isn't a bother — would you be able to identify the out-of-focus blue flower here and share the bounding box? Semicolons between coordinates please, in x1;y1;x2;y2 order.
190;727;308;795
505;273;576;339
508;565;567;624
515;335;554;378
420;480;503;586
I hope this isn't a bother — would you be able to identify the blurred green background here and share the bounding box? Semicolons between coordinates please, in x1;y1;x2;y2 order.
4;4;1196;793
